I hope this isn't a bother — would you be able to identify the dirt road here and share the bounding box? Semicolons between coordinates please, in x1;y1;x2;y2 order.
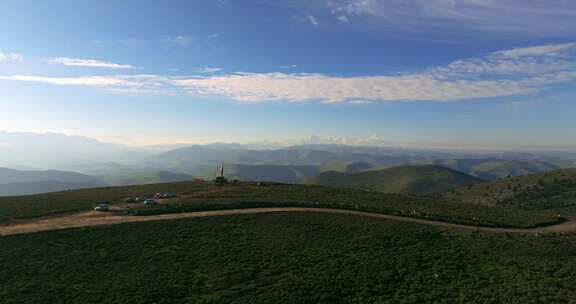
2;207;576;236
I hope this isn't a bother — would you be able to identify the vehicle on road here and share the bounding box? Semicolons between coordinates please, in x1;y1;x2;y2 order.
155;192;178;199
94;203;110;212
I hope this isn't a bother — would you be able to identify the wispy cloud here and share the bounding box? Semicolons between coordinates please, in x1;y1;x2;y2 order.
2;43;576;104
172;43;576;103
494;43;576;58
193;67;223;73
320;0;576;34
0;75;127;86
292;14;320;27
173;72;533;103
0;52;24;63
162;35;196;48
297;134;385;145
49;57;134;69
307;14;319;26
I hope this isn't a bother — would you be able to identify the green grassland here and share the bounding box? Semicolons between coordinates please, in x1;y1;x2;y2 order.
137;183;567;228
0;182;211;224
421;158;571;180
3;168;576;229
308;165;485;194
2;213;576;304
99;171;195;186
446;169;576;210
1;178;574;228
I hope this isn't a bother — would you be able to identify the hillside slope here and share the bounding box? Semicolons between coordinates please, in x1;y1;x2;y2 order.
99;171;195;186
309;165;484;194
423;158;571;180
0;167;106;196
446;168;576;210
0;181;104;197
4;213;576;303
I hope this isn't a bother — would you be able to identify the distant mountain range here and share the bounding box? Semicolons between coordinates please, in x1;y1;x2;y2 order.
1;132;575;196
0;181;102;197
418;157;572;180
0;167;195;196
0;167;104;185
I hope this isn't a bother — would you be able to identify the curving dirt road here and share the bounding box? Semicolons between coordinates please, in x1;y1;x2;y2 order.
2;207;576;236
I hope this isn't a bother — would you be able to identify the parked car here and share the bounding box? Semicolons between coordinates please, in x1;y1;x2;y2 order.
154;192;179;199
135;196;147;203
94;203;110;212
144;199;157;205
124;197;137;204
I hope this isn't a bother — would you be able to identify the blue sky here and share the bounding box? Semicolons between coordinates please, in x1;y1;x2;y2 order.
0;0;575;149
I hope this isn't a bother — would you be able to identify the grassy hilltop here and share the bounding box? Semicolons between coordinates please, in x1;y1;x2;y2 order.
0;182;211;224
2;169;576;303
446;168;576;210
2;169;576;228
2;213;576;304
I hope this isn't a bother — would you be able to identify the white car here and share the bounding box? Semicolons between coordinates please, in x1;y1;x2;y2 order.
94;203;110;212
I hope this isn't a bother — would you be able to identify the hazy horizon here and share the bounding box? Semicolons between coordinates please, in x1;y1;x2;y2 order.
3;130;576;153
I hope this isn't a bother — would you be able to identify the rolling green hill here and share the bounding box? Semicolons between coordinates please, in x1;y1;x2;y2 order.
422;158;571;180
445;168;576;210
1;179;570;228
309;165;485;194
0;167;106;196
3;174;576;303
99;170;195;186
0;181;104;197
318;160;378;173
0;182;211;224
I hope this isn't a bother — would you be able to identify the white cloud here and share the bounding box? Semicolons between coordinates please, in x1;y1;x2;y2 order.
194;67;222;73
297;134;385;145
336;15;350;23
1;43;576;104
494;43;576;58
0;75;127;86
307;14;319;26
0;52;24;63
291;14;320;27
431;43;576;77
170;43;576;103
173;72;534;103
49;57;134;69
